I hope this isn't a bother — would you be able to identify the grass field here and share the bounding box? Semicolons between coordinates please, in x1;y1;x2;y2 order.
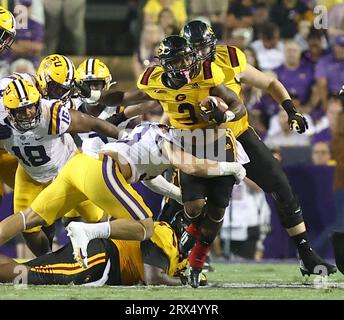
1;262;344;300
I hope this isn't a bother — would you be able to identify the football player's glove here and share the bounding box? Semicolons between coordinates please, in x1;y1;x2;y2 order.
282;99;308;134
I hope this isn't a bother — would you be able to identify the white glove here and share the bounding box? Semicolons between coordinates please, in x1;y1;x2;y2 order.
85;89;102;106
219;162;246;184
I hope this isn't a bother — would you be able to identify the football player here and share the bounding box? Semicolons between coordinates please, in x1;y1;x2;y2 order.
0;6;15;54
0;212;204;286
179;20;336;278
0;119;248;269
84;35;250;286
0;78;120;256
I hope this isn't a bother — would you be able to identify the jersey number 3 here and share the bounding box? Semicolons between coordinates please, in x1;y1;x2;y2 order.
12;146;51;167
178;103;198;125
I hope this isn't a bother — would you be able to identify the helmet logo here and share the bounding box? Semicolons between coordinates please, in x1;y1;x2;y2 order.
158;43;170;56
207;25;214;35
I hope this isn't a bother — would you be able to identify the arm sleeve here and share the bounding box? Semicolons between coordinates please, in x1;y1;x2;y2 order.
141;240;169;271
142;175;182;203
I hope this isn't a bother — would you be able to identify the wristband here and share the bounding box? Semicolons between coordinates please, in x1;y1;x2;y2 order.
281;99;295;114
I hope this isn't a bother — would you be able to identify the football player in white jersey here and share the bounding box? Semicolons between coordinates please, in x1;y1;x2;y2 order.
0;78;121;256
0;117;248;268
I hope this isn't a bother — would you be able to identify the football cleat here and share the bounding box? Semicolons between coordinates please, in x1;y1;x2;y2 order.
330;231;344;275
189;267;202;288
299;248;337;276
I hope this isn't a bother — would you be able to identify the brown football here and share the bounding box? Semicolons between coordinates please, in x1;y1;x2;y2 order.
200;96;229;112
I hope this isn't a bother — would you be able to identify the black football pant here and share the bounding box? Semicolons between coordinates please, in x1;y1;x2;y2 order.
25;239;122;285
237;127;303;229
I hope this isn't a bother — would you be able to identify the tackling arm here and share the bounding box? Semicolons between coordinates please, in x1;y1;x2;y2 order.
98;88;152;106
163;141;246;183
143;264;185;286
67;109;120;139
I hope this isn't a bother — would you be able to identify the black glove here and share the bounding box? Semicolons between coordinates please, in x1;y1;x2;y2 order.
0;124;12;140
106;111;127;126
74;80;91;98
282;99;309;134
199;99;226;124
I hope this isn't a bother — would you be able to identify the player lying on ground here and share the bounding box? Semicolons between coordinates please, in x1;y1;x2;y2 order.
0;121;247;266
0;77;121;256
0;212;202;286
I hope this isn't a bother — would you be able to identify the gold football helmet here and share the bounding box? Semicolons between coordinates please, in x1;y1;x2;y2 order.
0;6;16;53
3;79;42;131
36;54;76;100
77;58;112;91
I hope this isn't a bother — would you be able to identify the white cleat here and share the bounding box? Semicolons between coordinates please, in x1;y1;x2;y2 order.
66;222;90;269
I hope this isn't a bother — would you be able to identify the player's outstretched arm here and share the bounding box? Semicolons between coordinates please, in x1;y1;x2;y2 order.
106;100;161;126
163;141;246;183
239;64;308;133
67;109;120;139
142;175;182;204
98;88;152;106
210;84;246;121
143;264;185;286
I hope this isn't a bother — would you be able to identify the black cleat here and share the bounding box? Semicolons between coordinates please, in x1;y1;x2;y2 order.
299;248;337;276
189;267;202;288
330;231;344;275
179;231;196;258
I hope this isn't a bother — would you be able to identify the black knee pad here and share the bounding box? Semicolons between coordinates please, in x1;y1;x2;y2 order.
272;193;304;228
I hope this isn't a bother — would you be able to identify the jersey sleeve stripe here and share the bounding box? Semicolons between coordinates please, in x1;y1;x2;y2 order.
227;46;239;67
140;66;156;85
55;104;63;135
202;60;213;80
48;101;60;135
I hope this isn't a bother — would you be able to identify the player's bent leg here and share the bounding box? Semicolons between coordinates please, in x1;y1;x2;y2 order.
66;217;154;268
238;127;337;275
65;154;155;267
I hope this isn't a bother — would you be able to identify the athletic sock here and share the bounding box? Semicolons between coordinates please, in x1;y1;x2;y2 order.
189;241;210;269
186;223;201;239
292;231;312;254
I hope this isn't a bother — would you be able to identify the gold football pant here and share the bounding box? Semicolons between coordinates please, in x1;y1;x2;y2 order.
31;153;153;226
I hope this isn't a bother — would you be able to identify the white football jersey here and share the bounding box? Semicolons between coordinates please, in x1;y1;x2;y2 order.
0;99;77;183
101;122;173;183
